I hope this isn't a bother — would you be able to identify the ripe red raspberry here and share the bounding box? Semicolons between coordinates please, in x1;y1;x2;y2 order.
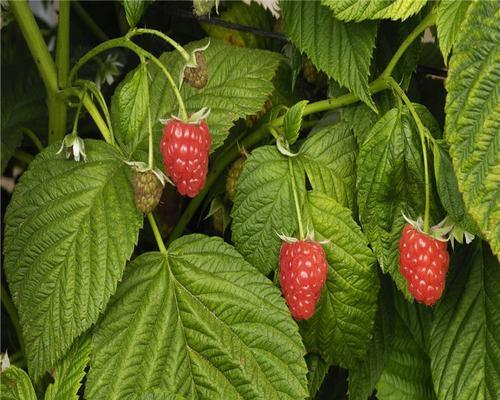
399;224;450;306
279;240;328;320
160;119;211;198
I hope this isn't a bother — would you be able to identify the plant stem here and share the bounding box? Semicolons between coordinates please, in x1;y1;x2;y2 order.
55;0;70;141
19;128;44;152
143;61;154;169
148;213;168;254
289;159;304;239
76;79;114;139
9;0;58;93
83;94;115;146
128;28;190;61
386;77;431;232
68;37;188;120
71;89;86;134
61;87;116;147
56;1;70;89
166;125;270;245
9;0;68;144
1;283;24;354
71;1;109;42
382;8;437;79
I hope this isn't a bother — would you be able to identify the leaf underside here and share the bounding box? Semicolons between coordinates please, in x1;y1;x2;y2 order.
444;1;500;258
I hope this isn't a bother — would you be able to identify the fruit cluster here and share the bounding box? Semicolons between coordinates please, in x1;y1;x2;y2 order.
279;240;328;320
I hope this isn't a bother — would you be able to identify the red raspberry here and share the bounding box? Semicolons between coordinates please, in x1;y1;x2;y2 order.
399;224;450;306
279;240;328;320
160;119;211;198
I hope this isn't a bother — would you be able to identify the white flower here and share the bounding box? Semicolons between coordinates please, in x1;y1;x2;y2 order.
57;134;87;162
95;53;124;89
241;0;280;19
1;352;10;372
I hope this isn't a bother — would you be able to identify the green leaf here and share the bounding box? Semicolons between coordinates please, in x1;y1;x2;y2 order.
44;335;91;400
391;285;433;353
123;0;146;27
0;365;37;400
321;0;427;22
348;278;396;400
357;107;440;299
283;100;308;145
341;102;377;146
300;192;379;367
444;1;500;258
298;121;357;210
111;64;148;152
306;354;329;399
433;140;480;235
436;0;472;63
3;140;142;379
86;235;308;399
376;311;437;400
429;242;500;400
114;39;283;161
201;2;276;50
1;63;46;173
281;0;377;110
231;146;305;275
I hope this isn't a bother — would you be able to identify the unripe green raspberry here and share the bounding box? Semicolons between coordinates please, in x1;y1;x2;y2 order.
226;157;246;202
132;170;163;214
183;52;208;89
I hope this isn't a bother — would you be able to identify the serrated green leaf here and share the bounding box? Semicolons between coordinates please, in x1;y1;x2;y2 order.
111;64;148;151
306;354;329;399
123;0;145;27
429;242;500;400
300;192;379;367
436;0;472;63
86;235;308;399
341;102;377;146
433;141;480;235
283;100;308;145
348;278;396;400
0;365;37;400
1;63;46;173
231;146;305;275
298;121;357;210
376;312;437;400
357;106;441;300
321;0;427;22
44;335;91;400
3;140;142;379
114;39;283;162
281;0;377;110
444;1;500;258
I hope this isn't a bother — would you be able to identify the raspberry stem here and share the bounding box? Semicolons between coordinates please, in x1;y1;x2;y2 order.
147;213;167;254
68;37;188;121
289;159;305;240
141;60;154;170
385;77;433;232
128;28;191;63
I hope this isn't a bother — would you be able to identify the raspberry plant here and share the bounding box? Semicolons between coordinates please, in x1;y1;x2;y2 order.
1;1;499;399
